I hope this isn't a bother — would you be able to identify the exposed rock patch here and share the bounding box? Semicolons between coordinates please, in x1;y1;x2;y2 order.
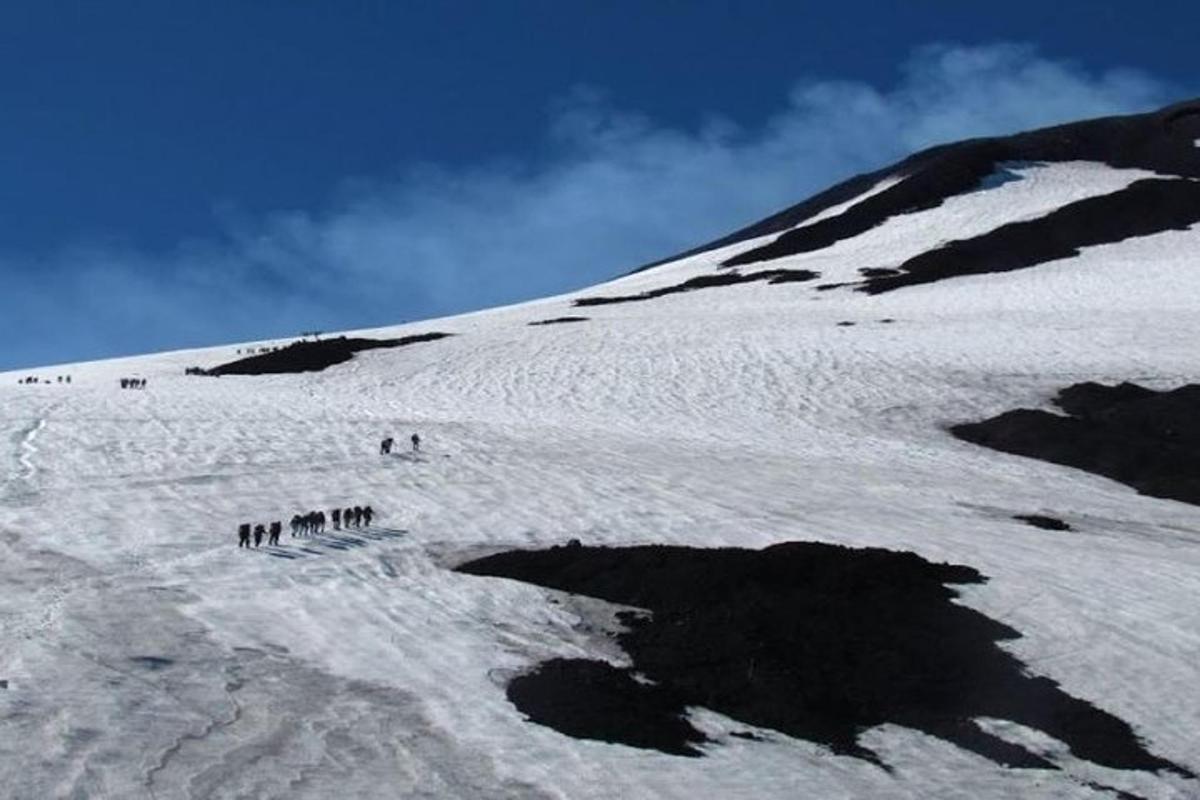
717;99;1200;272
203;333;452;375
528;317;589;326
1014;515;1072;531
860;179;1200;294
458;542;1187;775
507;658;706;757
573;269;818;307
953;382;1200;507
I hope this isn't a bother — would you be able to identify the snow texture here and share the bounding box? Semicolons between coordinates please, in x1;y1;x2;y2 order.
2;138;1200;798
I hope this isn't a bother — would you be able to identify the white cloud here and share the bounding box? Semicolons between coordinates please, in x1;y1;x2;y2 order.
0;43;1179;369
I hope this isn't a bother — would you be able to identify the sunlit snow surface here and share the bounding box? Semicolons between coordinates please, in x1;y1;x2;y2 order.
2;162;1198;798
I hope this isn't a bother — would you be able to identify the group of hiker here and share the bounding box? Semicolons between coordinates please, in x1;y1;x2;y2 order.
238;504;376;548
119;378;147;389
238;433;426;549
17;375;70;385
381;433;420;454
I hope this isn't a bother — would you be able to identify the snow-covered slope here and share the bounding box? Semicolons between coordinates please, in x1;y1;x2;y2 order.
3;106;1200;799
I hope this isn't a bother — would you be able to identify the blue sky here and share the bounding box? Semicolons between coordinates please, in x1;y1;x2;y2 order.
2;1;1197;370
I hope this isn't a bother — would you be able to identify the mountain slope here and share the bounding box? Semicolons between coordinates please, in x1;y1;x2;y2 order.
638;98;1200;275
2;102;1200;799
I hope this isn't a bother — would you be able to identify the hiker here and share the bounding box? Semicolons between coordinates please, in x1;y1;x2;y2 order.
352;506;363;528
269;521;282;546
238;523;251;548
411;433;420;453
316;510;326;534
362;505;374;527
290;515;302;537
332;508;341;530
253;524;265;548
380;437;393;455
344;506;355;529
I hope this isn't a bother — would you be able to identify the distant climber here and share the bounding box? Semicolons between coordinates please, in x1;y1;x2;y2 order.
253;524;265;548
363;505;374;527
268;521;282;546
238;523;251;548
381;437;394;455
332;507;342;530
353;506;364;528
411;433;420;453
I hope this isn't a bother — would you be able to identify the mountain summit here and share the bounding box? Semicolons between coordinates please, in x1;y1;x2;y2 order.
647;98;1200;274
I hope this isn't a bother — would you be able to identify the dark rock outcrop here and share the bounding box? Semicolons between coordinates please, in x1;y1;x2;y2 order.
1014;515;1072;532
718;99;1200;275
205;333;452;375
528;316;590;326
573;268;818;307
860;179;1200;293
458;542;1188;776
953;382;1200;507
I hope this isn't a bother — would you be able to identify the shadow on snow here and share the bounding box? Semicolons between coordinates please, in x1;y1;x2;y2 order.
256;527;408;559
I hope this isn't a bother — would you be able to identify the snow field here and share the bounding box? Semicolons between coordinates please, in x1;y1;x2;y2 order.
1;161;1199;798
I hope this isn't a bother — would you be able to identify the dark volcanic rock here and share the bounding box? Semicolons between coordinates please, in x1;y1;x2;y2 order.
1014;515;1072;531
702;99;1200;289
574;268;818;307
528;316;589;326
1053;381;1157;420
206;333;452;375
507;658;706;756
861;179;1200;294
458;542;1187;775
953;382;1200;507
723;142;1007;268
